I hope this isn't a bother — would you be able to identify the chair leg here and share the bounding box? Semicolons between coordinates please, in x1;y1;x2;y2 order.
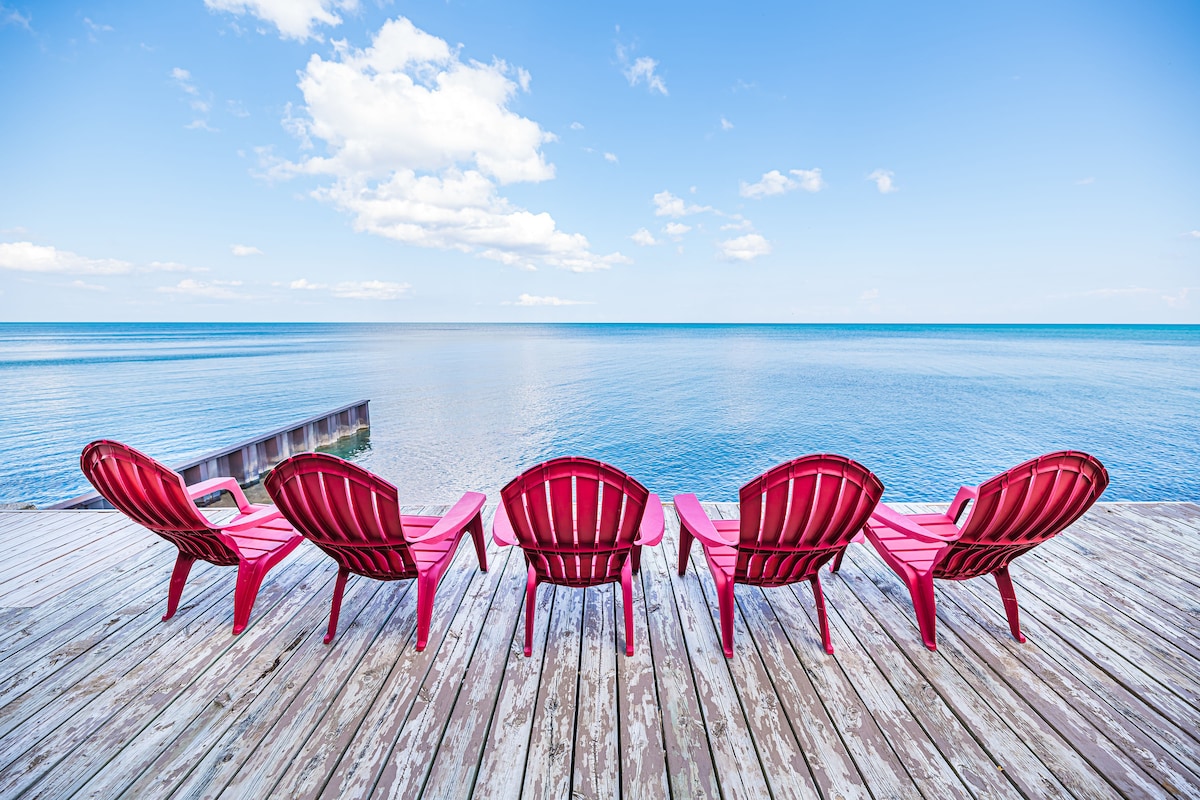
678;525;694;576
829;548;847;574
232;559;270;635
468;513;488;572
716;577;736;658
993;566;1027;643
524;566;538;657
908;571;939;651
810;576;835;654
415;572;439;652
631;545;642;575
325;567;350;644
621;560;635;656
164;552;196;621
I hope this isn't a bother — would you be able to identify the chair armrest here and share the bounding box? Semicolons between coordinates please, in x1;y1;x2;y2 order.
673;494;738;548
187;476;254;514
406;491;487;544
492;503;518;547
635;494;664;546
217;505;285;533
948;485;978;525
867;503;961;543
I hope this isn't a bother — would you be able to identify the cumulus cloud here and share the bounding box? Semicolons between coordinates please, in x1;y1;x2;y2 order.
231;244;264;256
603;152;618;163
510;293;592;306
158;279;246;299
205;0;357;42
569;121;584;131
272;17;624;273
1185;231;1200;239
631;228;658;246
716;233;771;262
653;190;711;218
663;222;691;240
740;168;825;199
171;67;216;131
720;116;734;131
868;169;898;193
0;242;134;275
69;280;109;292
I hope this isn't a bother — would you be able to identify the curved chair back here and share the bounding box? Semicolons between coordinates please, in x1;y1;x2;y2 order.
501;457;649;587
937;450;1109;579
736;454;883;586
264;452;419;580
80;439;238;565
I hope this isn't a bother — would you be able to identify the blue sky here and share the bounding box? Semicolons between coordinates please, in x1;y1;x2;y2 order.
1;0;1197;322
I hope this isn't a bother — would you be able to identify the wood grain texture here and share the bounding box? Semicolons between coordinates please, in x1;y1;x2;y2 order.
1;503;1198;799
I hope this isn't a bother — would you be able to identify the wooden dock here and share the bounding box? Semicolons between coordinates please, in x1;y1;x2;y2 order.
1;502;1197;798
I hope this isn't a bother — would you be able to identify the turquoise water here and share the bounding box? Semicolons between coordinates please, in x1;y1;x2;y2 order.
1;323;1196;507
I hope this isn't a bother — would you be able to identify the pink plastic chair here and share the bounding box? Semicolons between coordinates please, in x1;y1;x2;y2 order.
80;440;302;634
493;457;664;657
264;452;486;649
859;450;1109;650
675;455;884;657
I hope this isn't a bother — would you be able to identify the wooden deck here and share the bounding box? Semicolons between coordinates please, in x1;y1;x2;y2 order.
1;502;1198;799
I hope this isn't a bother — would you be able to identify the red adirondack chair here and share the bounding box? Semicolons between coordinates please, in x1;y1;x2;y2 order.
859;450;1108;650
264;452;487;649
675;455;883;657
80;440;302;634
493;457;664;657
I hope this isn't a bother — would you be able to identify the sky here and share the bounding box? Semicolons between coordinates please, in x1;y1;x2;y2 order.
0;0;1197;323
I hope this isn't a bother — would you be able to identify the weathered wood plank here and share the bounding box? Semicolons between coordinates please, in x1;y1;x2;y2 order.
571;583;620;800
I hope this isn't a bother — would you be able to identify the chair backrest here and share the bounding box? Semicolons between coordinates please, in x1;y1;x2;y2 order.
500;457;649;587
937;450;1109;579
80;439;238;564
264;452;419;579
736;454;884;586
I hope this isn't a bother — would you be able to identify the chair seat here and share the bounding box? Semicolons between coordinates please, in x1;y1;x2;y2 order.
864;515;948;575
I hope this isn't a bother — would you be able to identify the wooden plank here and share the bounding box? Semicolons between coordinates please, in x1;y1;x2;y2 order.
833;551;1068;798
519;583;583;800
97;562;388;798
949;565;1200;795
850;548;1124;798
468;558;556;800
614;558;672;800
0;528;161;608
289;509;505;799
0;554;327;798
661;505;773;800
632;508;720;800
571;582;620;800
419;539;535;800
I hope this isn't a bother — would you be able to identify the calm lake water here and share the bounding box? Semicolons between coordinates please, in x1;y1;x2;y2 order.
1;323;1196;507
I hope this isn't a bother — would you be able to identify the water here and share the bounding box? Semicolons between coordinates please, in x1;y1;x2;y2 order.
1;323;1196;507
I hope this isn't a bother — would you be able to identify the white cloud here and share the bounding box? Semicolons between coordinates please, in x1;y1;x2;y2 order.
171;68;216;131
717;234;771;262
868;169;898;193
1085;287;1154;297
1185;231;1200;239
1164;288;1190;308
272;18;624;273
84;17;113;35
631;228;658;246
603;152;618;164
158;279;246;299
860;288;880;301
653;190;710;218
569;121;584;131
231;244;264;256
1076;177;1095;185
147;261;197;272
510;293;592;306
289;277;411;299
740;168;825;199
720;219;753;232
663;222;691;240
1;5;32;31
720;116;733;131
622;56;668;95
0;242;133;275
205;0;357;42
69;280;109;292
